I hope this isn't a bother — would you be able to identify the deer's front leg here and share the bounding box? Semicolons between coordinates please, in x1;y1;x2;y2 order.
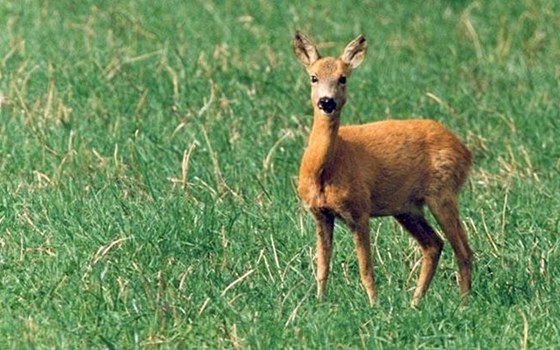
313;210;335;300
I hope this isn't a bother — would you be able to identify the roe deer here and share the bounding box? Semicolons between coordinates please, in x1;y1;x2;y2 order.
292;31;473;307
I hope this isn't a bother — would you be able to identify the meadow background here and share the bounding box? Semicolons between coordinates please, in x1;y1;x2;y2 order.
1;0;559;348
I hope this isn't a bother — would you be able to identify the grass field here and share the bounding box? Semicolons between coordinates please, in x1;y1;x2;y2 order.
1;0;559;348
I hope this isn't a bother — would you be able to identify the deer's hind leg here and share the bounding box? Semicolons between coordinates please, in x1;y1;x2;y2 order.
395;210;444;307
426;193;473;304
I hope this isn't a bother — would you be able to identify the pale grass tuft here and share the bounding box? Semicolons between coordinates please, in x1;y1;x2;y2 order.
479;209;500;256
54;130;77;184
200;124;240;198
225;323;243;350
371;222;386;274
406;257;423;291
134;89;149;117
91;236;131;265
33;171;53;187
499;181;511;240
104;49;163;80
425;92;458;117
466;217;499;257
19;211;43;236
163;61;180;102
220;269;255;297
237;15;253;24
197;297;211;317
470;143;539;194
282;250;306;282
2;39;25;67
177;267;193;291
169;142;197;192
13;63;39;120
197;80;216;117
257;248;275;283
263;129;294;172
43;66;55;120
520;311;529;350
141;334;166;347
193;80;241;197
284;286;313;327
270;234;282;281
460;1;484;60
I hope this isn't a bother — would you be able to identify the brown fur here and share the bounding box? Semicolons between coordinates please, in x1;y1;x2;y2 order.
293;31;473;307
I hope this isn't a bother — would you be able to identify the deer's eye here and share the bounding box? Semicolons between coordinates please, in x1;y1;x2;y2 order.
338;76;347;85
310;75;318;84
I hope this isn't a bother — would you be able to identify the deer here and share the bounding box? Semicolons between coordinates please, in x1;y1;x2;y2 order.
292;31;473;307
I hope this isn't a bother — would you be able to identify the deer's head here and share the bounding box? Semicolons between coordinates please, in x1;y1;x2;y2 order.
293;31;367;117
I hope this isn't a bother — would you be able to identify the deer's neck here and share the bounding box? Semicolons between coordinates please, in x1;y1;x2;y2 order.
300;111;340;185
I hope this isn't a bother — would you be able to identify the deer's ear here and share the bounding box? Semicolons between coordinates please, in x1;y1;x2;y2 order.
341;34;367;69
292;31;320;67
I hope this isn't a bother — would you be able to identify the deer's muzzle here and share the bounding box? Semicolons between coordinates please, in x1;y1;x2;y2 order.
318;97;337;114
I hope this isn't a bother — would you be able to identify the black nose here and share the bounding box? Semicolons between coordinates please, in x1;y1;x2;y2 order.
318;97;337;114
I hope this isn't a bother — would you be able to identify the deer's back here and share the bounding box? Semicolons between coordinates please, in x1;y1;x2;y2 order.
329;119;471;217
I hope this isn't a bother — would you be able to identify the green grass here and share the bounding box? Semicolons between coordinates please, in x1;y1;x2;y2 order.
1;0;559;348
